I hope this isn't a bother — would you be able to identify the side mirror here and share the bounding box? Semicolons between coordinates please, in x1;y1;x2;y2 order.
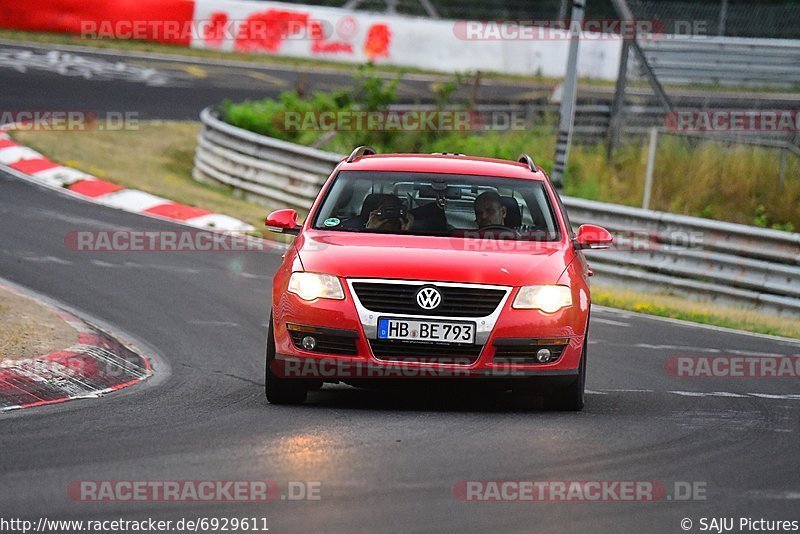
265;209;300;235
574;224;613;250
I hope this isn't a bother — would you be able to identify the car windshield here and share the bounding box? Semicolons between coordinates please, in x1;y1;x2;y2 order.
312;171;561;241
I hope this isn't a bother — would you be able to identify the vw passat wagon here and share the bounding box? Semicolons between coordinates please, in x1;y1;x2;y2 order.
264;148;612;410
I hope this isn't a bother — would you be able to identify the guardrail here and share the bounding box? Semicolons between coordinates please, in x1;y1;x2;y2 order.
637;37;800;87
195;107;800;315
194;107;339;210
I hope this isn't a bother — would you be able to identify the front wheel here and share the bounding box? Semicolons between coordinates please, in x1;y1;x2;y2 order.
265;314;307;405
543;339;586;412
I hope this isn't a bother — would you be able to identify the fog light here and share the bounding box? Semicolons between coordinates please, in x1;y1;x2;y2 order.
536;348;552;363
301;336;317;351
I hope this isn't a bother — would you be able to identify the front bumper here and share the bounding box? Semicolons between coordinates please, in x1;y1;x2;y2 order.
272;280;588;381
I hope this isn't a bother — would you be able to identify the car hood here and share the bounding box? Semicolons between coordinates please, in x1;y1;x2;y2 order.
295;230;572;287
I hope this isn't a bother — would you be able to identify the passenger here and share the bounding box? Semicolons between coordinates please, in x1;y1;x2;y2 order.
365;194;414;231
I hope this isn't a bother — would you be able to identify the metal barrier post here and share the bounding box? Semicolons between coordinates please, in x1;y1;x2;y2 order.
642;127;658;209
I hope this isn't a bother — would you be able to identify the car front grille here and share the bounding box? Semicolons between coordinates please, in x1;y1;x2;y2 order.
369;339;483;365
351;282;506;317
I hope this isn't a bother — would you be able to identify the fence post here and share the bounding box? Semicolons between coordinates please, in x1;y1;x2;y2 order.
606;40;630;158
643;127;658;209
718;0;729;36
779;147;787;187
551;0;585;188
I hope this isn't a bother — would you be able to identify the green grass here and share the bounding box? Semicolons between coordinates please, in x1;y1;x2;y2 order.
592;285;800;339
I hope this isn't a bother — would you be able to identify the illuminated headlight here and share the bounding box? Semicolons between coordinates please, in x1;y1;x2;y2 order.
288;272;345;301
513;285;572;313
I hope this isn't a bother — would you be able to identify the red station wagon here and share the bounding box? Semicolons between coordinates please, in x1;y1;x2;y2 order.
264;147;612;410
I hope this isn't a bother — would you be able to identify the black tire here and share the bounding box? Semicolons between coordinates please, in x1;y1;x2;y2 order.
265;314;307;405
543;338;586;412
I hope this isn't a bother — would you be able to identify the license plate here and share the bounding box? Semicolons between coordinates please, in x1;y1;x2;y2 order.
377;318;476;344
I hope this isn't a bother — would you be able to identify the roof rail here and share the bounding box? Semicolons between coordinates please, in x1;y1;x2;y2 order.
346;145;377;163
431;152;465;156
517;153;538;172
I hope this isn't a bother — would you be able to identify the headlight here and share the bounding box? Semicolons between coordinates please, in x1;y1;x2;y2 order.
513;285;572;313
288;272;345;301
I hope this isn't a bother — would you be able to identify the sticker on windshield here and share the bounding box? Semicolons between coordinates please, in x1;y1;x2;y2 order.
323;217;341;227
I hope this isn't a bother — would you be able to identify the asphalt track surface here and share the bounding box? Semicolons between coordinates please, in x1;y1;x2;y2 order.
1;40;800;533
3;40;799;124
2;170;800;532
0;41;554;120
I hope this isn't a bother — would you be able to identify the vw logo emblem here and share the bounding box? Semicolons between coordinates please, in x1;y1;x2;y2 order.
416;286;442;310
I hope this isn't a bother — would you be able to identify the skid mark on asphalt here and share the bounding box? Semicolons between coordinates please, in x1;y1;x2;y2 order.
669;409;774;432
121;261;201;274
35;209;133;230
175;362;264;387
747;490;800;500
749;393;800;400
187;320;240;328
238;272;270;280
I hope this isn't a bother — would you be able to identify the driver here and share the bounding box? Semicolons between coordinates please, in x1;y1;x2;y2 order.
474;191;507;228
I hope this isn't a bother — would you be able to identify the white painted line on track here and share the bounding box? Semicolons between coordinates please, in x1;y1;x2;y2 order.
636;343;722;353
90;260;117;268
591;317;631;327
587;389;800;401
20;255;72;265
